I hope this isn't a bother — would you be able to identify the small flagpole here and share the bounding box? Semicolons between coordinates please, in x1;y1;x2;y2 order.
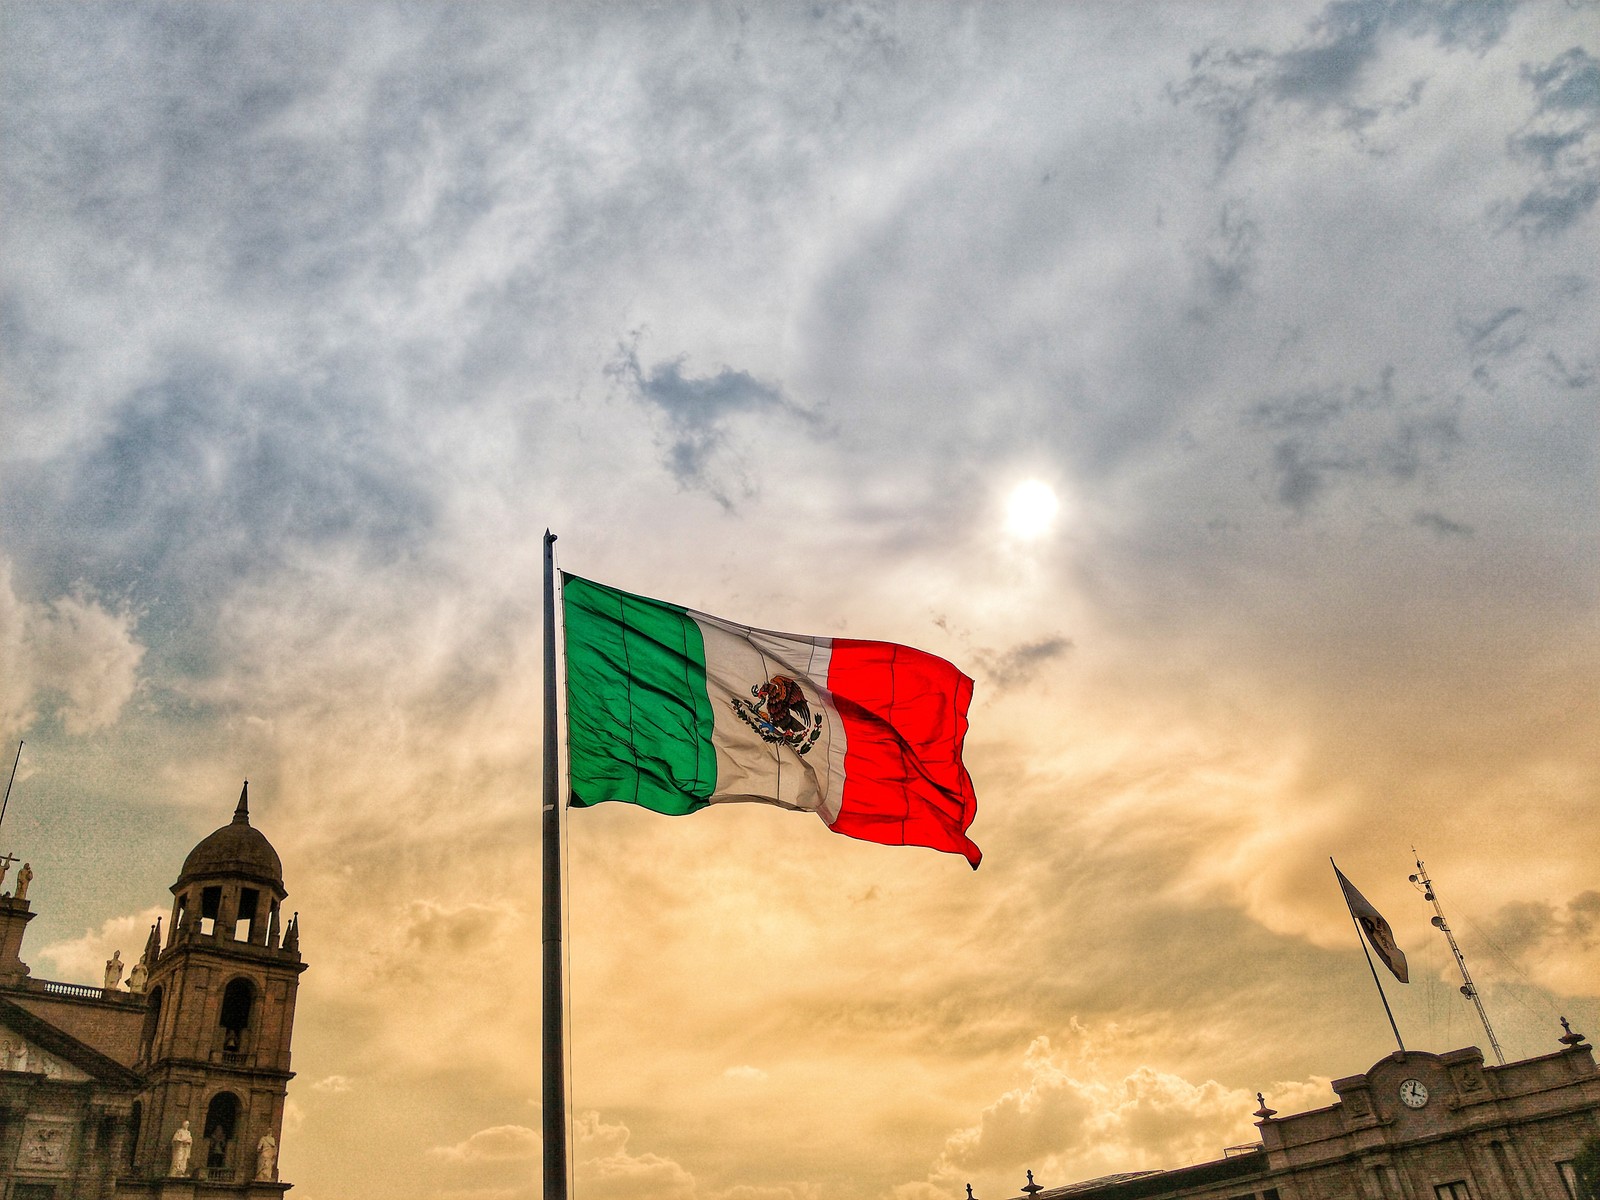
0;741;22;834
542;531;568;1200
1333;858;1405;1054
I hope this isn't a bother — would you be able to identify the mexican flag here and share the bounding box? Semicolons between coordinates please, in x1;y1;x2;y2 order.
1334;862;1410;983
561;573;981;867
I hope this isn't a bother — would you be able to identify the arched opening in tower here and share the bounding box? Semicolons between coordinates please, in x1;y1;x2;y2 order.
199;886;221;936
219;977;254;1061
235;887;260;942
203;1091;241;1174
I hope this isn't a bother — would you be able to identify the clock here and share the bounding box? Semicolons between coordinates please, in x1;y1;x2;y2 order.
1399;1078;1429;1109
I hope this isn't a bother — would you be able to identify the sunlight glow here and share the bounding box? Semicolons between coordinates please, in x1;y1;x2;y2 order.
1004;480;1061;540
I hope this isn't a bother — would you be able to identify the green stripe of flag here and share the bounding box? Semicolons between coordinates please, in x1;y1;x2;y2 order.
562;574;717;814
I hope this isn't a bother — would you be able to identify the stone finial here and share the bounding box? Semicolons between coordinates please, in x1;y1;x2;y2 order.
1559;1016;1588;1047
233;780;250;825
1021;1170;1043;1198
966;1186;976;1200
1254;1092;1278;1120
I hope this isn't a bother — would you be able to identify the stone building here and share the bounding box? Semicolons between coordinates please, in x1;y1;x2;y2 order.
1006;1037;1600;1200
0;785;305;1199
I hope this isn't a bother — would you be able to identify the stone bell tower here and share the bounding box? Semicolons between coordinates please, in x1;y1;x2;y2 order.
131;783;306;1193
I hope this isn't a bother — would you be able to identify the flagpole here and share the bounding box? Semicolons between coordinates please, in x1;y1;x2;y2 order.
542;531;568;1200
1333;858;1405;1055
0;741;22;834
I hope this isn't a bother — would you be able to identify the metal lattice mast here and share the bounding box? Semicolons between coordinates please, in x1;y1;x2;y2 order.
1410;852;1505;1065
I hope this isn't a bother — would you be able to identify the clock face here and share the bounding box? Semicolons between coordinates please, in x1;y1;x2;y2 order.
1399;1078;1429;1108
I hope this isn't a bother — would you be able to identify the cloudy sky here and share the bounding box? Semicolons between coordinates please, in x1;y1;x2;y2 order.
2;2;1597;1198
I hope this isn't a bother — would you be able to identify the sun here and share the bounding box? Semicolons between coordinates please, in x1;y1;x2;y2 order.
1004;479;1060;540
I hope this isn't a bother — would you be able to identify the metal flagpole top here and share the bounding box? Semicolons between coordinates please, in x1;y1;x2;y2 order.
0;741;22;839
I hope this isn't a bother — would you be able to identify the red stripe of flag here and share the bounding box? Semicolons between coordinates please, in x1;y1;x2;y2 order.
825;638;981;868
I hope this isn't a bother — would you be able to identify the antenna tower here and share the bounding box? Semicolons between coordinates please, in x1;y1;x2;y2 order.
1410;851;1505;1065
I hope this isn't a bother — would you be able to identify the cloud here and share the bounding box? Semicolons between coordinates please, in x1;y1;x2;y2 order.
429;1125;540;1163
1197;201;1260;305
1457;306;1530;358
722;1065;768;1083
2;5;1595;1200
402;900;513;956
35;906;167;986
1173;0;1517;166
1243;367;1461;513
312;1075;353;1093
3;359;438;618
1506;47;1600;236
1542;350;1596;390
1413;510;1473;538
911;1034;1335;1197
574;1111;698;1200
606;340;819;510
1457;890;1600;996
425;1114;727;1200
1273;5;1391;107
1453;281;1595;413
0;560;147;738
973;637;1074;690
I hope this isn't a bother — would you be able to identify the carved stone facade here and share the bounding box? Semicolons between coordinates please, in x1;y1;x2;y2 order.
0;786;305;1199
1013;1041;1600;1200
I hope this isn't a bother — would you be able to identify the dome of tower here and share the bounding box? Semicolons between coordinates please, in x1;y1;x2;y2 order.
176;783;285;893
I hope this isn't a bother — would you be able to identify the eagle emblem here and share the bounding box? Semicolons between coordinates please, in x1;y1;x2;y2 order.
730;674;823;755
